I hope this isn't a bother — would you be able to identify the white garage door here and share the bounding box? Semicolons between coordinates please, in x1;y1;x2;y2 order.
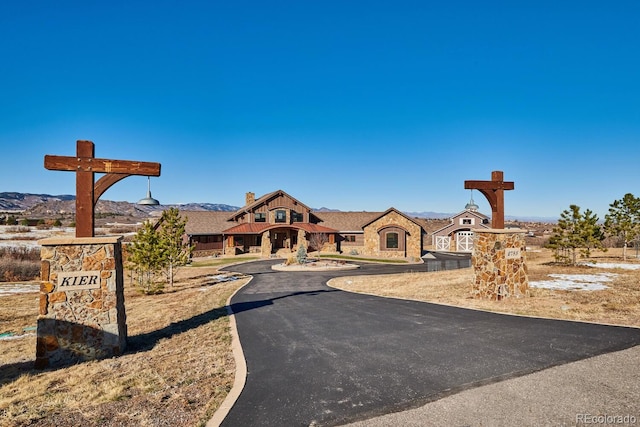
456;231;474;252
435;236;450;251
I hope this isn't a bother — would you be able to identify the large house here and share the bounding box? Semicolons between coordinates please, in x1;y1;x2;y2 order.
181;190;436;260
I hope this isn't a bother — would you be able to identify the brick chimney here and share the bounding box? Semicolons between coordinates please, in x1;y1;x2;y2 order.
245;192;255;206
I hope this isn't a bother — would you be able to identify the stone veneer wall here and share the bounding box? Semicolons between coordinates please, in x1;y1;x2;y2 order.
471;229;529;300
363;211;422;259
36;236;127;368
341;245;365;255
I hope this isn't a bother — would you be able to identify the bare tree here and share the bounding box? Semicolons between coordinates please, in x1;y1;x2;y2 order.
308;233;329;259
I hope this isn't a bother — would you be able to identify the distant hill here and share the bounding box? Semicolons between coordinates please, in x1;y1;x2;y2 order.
0;192;556;223
0;192;239;220
0;192;75;211
404;211;454;219
171;203;238;212
313;207;342;213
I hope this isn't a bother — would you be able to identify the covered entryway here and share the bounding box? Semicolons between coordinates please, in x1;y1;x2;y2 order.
272;229;290;250
223;223;338;258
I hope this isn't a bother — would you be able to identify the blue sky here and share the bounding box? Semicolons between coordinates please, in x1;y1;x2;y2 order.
1;1;639;220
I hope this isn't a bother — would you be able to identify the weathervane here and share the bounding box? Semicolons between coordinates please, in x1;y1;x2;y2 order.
44;140;161;237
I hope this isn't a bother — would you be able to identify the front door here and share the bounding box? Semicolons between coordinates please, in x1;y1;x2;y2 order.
273;232;285;249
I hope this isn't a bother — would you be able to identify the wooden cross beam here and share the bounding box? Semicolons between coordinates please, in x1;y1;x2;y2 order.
464;170;514;229
44;140;161;238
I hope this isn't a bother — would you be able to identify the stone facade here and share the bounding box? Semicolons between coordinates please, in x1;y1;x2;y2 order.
471;229;529;300
37;236;127;368
363;210;423;259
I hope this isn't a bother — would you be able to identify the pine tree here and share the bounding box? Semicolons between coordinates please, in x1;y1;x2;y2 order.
604;193;640;260
578;208;605;259
157;207;192;287
128;220;165;293
296;243;307;264
548;205;605;265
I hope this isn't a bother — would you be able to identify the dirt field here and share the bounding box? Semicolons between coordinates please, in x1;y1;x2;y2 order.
329;247;640;327
0;267;248;427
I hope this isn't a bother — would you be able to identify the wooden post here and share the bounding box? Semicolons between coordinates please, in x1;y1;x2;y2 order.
464;170;514;229
464;171;528;300
44;140;161;237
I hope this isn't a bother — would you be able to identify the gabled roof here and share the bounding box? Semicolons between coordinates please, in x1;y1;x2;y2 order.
313;211;382;232
226;189;312;221
181;211;232;235
451;209;489;220
361;207;426;230
431;209;490;235
222;222;338;235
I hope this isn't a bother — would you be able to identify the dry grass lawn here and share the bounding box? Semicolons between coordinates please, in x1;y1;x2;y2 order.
2;248;639;426
329;247;640;327
0;266;249;427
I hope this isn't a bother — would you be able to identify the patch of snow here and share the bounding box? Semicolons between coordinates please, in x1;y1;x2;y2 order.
0;225;75;247
0;284;40;296
0;333;35;341
530;273;616;291
581;262;640;270
0;240;40;247
207;275;237;282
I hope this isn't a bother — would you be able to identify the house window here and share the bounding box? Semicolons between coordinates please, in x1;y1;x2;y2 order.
386;232;399;249
275;210;286;223
461;218;474;225
292;211;303;222
344;235;356;242
255;212;266;222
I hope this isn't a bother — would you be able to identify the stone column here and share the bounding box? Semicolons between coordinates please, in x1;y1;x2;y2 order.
36;236;127;368
296;228;307;251
261;230;272;258
471;229;529;300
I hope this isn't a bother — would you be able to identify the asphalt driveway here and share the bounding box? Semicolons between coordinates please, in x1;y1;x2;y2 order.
219;259;640;426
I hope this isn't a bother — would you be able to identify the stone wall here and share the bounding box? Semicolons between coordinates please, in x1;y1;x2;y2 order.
363;211;422;259
341;246;365;256
37;236;127;368
192;249;223;258
471;229;529;300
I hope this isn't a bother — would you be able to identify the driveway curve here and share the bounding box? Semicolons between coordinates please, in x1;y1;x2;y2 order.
219;259;640;427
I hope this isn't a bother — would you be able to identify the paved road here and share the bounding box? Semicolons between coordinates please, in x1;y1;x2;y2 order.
220;259;640;427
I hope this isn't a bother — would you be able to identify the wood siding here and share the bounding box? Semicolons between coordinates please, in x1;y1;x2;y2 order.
246;193;310;224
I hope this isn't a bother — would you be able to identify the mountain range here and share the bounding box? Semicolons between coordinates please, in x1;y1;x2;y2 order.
0;192;556;222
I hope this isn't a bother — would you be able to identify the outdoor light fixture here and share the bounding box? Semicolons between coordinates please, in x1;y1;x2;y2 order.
137;176;160;206
465;190;479;211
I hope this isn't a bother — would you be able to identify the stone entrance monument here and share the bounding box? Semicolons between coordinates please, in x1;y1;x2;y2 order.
36;140;160;368
465;171;529;300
